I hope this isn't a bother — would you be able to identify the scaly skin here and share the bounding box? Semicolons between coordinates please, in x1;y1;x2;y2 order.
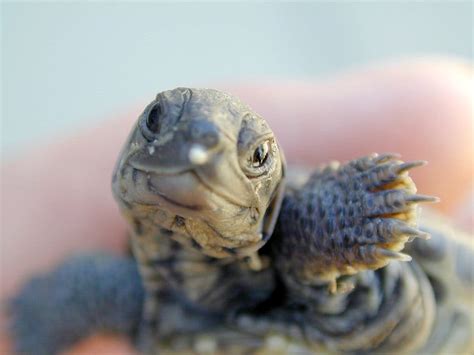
111;88;285;352
9;88;473;354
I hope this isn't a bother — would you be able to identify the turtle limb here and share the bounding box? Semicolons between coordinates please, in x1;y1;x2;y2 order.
232;262;436;354
305;262;436;353
8;254;144;355
273;153;438;287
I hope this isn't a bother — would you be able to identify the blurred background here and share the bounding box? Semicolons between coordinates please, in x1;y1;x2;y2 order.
1;2;473;156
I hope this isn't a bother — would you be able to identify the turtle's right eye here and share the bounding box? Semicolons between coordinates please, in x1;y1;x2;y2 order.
146;103;162;134
252;141;270;168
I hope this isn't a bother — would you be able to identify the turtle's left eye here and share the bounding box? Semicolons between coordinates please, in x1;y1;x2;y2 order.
252;141;270;168
146;103;162;133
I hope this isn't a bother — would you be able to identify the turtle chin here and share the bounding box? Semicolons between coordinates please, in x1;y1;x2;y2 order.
181;214;264;258
145;172;266;257
113;165;266;258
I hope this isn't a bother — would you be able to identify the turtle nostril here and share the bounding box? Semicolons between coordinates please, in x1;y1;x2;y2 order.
188;120;220;148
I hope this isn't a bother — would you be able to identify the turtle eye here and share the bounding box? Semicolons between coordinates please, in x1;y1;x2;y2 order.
252;141;270;168
146;103;162;133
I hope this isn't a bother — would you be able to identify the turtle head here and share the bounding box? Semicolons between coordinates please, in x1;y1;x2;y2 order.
112;88;285;258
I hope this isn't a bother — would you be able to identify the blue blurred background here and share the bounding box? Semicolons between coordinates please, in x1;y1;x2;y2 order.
2;2;472;156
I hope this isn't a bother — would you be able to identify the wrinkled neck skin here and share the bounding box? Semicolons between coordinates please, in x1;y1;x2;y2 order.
112;88;285;260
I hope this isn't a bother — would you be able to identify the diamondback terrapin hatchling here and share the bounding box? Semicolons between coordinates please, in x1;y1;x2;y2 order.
10;88;473;354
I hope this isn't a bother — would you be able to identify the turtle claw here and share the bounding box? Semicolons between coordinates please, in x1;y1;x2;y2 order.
349;156;438;270
362;190;439;217
395;224;431;240
396;160;427;173
338;218;432;270
375;248;412;262
405;194;440;204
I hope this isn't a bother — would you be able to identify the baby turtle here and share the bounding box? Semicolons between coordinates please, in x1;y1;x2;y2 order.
10;88;474;354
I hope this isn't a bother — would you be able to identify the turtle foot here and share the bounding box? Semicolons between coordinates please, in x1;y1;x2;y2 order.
336;153;439;272
275;153;439;283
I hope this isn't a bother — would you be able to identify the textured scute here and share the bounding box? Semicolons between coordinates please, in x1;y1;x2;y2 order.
9;254;144;355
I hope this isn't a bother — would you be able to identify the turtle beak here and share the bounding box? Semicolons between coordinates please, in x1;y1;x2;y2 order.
127;132;258;210
128;119;222;175
127;129;199;175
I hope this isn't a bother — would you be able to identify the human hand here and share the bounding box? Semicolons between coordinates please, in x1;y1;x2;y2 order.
2;58;472;354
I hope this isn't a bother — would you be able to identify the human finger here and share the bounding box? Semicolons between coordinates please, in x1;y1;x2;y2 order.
226;58;473;213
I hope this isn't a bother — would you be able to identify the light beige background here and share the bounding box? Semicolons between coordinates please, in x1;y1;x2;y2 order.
2;2;472;155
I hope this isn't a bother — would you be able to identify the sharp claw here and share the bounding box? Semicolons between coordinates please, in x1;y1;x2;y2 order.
405;194;440;204
373;153;402;164
397;224;431;240
376;248;412;262
396;160;427;173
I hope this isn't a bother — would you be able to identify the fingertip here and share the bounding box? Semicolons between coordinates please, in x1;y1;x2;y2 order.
225;58;473;212
64;334;138;355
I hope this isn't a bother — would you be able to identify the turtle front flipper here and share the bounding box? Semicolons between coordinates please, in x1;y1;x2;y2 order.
274;153;438;289
9;254;144;355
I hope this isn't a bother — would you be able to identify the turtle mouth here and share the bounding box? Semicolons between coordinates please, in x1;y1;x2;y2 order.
146;177;204;212
128;166;252;216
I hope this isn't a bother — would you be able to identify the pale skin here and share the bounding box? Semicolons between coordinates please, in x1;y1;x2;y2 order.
1;58;472;354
